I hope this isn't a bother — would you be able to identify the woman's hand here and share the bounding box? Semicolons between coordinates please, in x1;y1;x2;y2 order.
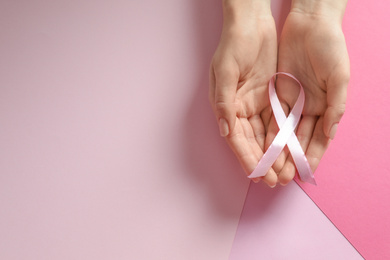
209;0;279;187
274;1;350;185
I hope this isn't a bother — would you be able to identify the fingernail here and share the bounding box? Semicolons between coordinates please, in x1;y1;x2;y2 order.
219;118;229;137
252;178;260;183
329;123;338;140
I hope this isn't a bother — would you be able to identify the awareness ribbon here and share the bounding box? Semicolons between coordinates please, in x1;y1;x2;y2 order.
247;72;316;185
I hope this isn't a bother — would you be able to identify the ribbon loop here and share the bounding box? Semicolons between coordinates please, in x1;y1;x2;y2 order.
248;72;316;185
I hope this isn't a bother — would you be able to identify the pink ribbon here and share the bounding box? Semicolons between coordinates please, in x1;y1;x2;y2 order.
248;72;316;185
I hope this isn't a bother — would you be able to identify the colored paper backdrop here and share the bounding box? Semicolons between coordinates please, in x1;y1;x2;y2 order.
1;0;388;259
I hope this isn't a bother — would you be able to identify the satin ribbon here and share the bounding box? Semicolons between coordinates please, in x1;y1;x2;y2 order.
248;72;316;185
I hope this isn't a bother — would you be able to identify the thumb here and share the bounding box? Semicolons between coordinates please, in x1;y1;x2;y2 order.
213;64;239;137
323;79;348;140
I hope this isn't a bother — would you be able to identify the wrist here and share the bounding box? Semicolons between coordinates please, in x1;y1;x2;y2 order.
223;0;272;25
291;0;347;23
222;0;274;37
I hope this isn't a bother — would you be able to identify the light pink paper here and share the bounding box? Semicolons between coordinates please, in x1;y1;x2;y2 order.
229;182;363;260
0;1;249;259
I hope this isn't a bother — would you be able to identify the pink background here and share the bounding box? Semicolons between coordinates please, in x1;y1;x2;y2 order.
1;0;389;259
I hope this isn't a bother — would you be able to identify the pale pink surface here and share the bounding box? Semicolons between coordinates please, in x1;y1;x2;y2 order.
297;2;390;259
0;1;250;259
229;182;363;260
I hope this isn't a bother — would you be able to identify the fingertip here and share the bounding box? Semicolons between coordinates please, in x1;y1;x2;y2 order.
273;149;288;174
323;105;345;139
251;177;261;183
219;118;229;137
329;123;338;140
262;169;278;188
278;163;296;186
307;156;321;174
215;102;236;138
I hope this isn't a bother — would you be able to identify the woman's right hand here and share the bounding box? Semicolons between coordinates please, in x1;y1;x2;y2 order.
209;0;279;187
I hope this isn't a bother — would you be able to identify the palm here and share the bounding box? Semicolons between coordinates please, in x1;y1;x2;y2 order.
274;12;350;184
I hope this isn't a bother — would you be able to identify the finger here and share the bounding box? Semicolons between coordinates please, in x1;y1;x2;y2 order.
241;117;262;157
237;117;278;186
212;62;239;137
278;116;316;185
225;118;258;176
249;115;266;151
278;154;295;186
306;117;330;173
261;169;278;188
235;115;277;188
248;115;265;184
260;106;279;186
264;102;290;174
260;106;272;133
323;71;349;140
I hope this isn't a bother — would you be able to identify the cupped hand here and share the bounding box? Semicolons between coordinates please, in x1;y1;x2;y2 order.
209;15;278;187
274;9;350;185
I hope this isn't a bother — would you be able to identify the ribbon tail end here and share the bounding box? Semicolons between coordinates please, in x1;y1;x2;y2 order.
305;177;317;186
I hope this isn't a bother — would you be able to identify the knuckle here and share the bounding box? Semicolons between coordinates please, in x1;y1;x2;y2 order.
213;65;229;75
279;173;294;185
215;101;229;113
255;133;266;140
333;104;346;117
341;69;351;83
213;63;239;81
296;133;310;144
